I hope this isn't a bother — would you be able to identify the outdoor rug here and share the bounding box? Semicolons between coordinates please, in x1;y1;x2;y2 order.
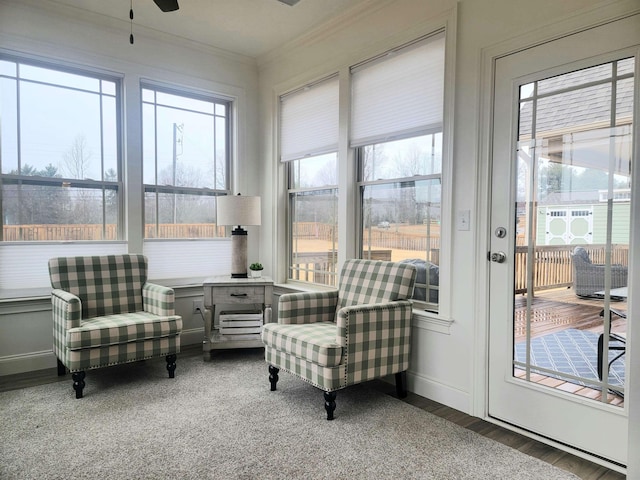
514;328;625;390
0;350;580;479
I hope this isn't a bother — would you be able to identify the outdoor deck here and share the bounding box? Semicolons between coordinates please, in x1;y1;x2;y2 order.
514;287;627;407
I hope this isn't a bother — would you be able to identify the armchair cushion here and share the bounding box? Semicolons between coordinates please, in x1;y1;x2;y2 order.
262;321;342;367
66;311;182;350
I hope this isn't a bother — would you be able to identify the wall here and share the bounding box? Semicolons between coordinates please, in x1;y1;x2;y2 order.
257;0;638;473
259;0;640;472
257;0;618;414
0;0;260;374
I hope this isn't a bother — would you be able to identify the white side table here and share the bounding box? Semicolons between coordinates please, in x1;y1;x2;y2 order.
202;276;273;359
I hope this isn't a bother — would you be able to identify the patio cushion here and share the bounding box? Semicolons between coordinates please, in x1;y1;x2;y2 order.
261;321;343;368
66;312;182;350
573;246;592;264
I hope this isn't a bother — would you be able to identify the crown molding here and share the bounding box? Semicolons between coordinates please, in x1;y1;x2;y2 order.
256;0;397;68
0;0;257;67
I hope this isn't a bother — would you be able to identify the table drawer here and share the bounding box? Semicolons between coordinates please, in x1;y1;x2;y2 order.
211;286;265;304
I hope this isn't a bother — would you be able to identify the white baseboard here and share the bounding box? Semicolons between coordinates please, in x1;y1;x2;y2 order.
408;370;470;414
0;328;206;377
0;350;56;376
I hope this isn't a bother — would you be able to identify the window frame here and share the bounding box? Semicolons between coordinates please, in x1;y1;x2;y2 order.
140;81;232;240
287;154;339;287
356;134;443;311
0;53;124;242
279;75;340;287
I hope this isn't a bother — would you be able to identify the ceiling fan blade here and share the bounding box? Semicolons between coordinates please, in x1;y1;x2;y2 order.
153;0;179;12
276;0;302;5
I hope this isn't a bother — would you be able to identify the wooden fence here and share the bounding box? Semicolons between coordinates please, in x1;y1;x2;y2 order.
3;223;629;294
3;224;224;241
294;222;441;252
291;249;392;286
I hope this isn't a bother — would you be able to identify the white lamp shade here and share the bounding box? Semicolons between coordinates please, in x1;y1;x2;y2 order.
217;195;261;227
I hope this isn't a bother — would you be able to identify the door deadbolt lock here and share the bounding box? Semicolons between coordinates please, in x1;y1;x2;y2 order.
490;251;507;263
495;227;507;238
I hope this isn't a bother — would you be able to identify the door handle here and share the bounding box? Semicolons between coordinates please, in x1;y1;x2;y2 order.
490;251;507;263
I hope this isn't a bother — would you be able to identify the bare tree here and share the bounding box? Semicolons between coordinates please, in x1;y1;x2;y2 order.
62;134;93;180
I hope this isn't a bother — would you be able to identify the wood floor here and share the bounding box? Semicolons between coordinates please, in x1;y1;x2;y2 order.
0;345;626;480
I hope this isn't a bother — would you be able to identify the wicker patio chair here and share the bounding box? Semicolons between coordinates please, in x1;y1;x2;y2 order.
571;246;627;299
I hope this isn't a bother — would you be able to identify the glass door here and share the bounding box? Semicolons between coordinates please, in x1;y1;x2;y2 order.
488;14;638;466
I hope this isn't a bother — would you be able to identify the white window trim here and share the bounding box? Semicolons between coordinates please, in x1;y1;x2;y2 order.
272;8;457;325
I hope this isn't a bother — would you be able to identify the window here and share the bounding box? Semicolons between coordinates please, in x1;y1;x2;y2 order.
142;84;230;239
280;76;339;286
0;57;121;242
351;33;445;310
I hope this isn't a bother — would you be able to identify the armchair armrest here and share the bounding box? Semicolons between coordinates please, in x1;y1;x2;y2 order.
142;283;175;316
51;289;82;330
336;300;413;345
336;300;413;383
278;290;339;325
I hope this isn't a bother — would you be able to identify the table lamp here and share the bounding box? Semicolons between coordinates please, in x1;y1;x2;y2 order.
216;194;261;278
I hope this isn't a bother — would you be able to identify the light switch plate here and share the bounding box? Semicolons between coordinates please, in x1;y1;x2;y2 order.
457;210;470;231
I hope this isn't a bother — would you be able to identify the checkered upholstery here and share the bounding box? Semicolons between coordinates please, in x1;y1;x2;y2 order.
49;255;182;373
262;259;416;392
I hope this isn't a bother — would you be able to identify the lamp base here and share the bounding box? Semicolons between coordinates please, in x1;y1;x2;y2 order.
230;227;248;278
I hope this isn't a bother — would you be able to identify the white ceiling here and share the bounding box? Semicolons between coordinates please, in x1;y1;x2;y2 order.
48;0;372;59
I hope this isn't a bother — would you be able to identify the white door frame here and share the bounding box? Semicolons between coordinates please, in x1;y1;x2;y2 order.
473;1;640;473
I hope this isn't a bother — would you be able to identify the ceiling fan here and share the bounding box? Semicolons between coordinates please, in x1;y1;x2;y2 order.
152;0;179;12
150;0;302;12
132;0;301;43
150;0;301;12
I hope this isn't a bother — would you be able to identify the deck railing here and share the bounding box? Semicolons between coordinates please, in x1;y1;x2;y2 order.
290;249;392;286
514;244;629;294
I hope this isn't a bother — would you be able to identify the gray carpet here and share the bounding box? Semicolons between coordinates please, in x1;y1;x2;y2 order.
0;350;579;480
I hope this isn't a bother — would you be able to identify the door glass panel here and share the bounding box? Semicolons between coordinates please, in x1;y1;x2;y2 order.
513;58;633;406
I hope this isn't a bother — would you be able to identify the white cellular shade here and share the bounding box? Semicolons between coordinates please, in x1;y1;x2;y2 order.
0;242;127;298
144;239;232;282
350;33;445;147
280;75;339;162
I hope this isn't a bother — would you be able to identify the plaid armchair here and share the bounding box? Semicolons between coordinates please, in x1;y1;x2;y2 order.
262;259;417;420
49;255;182;398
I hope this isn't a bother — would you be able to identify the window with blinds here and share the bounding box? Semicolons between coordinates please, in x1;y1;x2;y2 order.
280;75;339;286
353;32;446;311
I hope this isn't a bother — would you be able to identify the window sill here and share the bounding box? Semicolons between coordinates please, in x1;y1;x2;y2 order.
412;309;453;335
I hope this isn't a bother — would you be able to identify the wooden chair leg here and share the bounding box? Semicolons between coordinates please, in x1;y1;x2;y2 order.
395;371;407;398
324;391;337;420
57;358;66;376
72;371;85;399
268;365;279;391
166;354;177;378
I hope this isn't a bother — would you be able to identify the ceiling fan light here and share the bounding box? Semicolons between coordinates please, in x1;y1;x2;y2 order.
277;0;302;6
